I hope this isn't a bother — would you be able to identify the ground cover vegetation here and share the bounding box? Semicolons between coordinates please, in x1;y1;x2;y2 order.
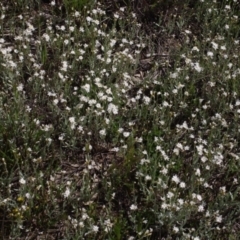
0;0;240;239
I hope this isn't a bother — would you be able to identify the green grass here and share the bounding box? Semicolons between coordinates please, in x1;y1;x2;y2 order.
0;0;240;239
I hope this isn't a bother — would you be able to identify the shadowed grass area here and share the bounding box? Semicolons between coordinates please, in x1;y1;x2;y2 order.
0;0;240;239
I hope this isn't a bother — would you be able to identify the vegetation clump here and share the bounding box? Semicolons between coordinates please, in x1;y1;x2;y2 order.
0;0;240;239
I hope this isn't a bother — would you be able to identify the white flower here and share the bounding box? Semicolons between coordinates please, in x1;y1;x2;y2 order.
110;39;116;47
107;103;118;115
130;204;138;211
145;175;152;181
143;96;151;105
211;41;218;50
60;25;65;31
172;175;180;184
104;219;113;232
59;134;64;141
173;148;180;155
196;144;204;155
201;156;208;163
161;202;168;209
114;13;119;19
118;128;124;133
216;215;222;223
19;177;26;185
172;89;178;94
106;88;112;95
235;100;240;106
64;39;69;45
163;101;169;107
207;51;213;58
123;132;130;137
63;187;70;198
128;237;135;240
179;182;186;188
99;129;106;136
193;237;200;240
107;97;113;102
196;194;202;201
173;226;179;233
42;33;50;42
225;5;231;10
221;45;226;51
82;83;90;93
17;83;24;92
69;117;75;124
92;225;99;233
86;16;92;22
25;193;31;199
75;11;80;17
192;46;199;52
198;205;204;212
195;168;201;176
82;213;89;220
167;191;174;198
192;62;202;72
170;72;178;78
176;143;183;150
178;199;184;205
79;221;84;227
53;99;59;105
